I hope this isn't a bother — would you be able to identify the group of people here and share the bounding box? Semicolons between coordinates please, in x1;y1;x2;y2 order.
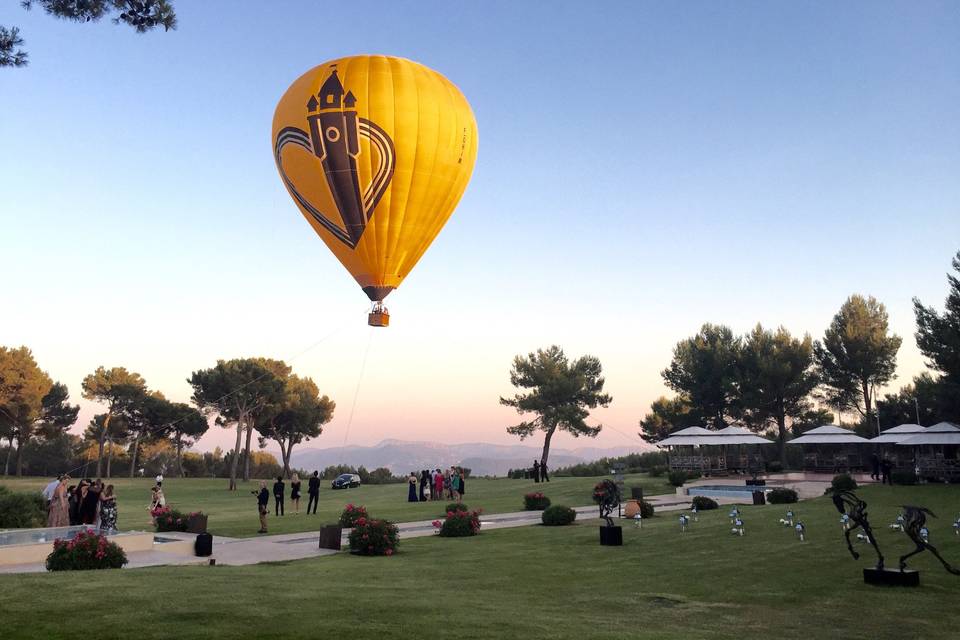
42;474;119;532
254;471;322;533
531;460;550;483
408;468;466;503
869;453;895;485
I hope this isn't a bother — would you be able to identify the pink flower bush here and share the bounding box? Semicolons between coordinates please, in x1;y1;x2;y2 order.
339;504;369;528
437;509;483;537
348;517;399;556
46;529;127;571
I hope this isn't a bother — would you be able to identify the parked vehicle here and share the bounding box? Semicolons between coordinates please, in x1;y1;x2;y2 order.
332;473;361;489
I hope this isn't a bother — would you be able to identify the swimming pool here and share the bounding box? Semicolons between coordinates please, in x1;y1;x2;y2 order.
686;485;769;499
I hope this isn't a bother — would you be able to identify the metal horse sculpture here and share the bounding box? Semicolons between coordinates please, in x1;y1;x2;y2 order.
832;490;885;569
594;479;621;528
898;506;960;575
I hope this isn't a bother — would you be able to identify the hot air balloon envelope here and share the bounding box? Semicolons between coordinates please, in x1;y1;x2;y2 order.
273;55;478;324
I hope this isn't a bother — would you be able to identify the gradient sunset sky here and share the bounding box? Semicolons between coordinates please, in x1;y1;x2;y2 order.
2;1;958;454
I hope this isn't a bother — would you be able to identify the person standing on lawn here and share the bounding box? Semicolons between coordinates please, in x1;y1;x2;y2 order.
433;469;444;501
540;460;549;482
290;473;301;514
273;476;285;516
47;476;70;527
306;471;320;514
407;472;418;502
457;468;466;502
256;481;270;533
99;484;118;532
532;460;540;483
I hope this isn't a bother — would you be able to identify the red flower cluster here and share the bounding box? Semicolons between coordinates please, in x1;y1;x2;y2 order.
525;492;546;499
339;504;369;528
47;529;127;571
347;517;400;556
437;509;483;537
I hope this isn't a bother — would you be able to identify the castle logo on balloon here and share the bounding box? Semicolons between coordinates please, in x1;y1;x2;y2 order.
275;67;395;251
273;56;478;325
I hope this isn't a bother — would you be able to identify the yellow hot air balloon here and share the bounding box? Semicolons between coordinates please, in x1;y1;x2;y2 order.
273;55;478;326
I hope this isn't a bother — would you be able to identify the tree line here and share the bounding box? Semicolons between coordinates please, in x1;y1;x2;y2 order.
1;355;335;490
639;250;960;462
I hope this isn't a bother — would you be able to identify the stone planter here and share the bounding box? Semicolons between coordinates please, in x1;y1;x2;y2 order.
186;514;208;534
318;525;343;550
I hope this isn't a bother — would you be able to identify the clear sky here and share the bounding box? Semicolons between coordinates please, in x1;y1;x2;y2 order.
2;1;958;455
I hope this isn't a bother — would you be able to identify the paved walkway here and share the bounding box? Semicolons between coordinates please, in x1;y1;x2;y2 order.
0;476;844;574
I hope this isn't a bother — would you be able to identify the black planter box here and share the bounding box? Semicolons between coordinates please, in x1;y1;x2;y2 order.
599;526;623;546
318;525;343;550
864;567;919;587
752;490;766;505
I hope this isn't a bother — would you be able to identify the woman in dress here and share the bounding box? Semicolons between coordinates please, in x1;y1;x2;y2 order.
407;472;418;502
290;473;301;514
47;476;70;527
67;484;80;525
434;469;444;501
99;484;118;532
457;468;466;502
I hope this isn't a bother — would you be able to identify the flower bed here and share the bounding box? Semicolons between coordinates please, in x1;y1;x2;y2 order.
46;529;127;571
434;509;482;537
445;502;468;514
339;503;368;528
152;506;204;532
347;517;399;556
523;492;551;511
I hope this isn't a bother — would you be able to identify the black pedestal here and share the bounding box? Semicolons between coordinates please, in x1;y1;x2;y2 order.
318;525;343;550
863;567;919;587
599;526;623;546
194;532;213;557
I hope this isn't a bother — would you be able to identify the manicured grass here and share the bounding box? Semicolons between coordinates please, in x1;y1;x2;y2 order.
0;473;669;537
1;485;959;639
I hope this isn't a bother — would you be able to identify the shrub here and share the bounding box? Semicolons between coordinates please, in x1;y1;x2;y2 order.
541;505;576;526
637;499;655;518
0;487;46;528
691;496;719;511
45;529;127;571
523;492;551;510
647;465;668;477
347;517;399;556
435;509;482;537
830;473;858;493
766;461;783;473
668;470;691;487
338;503;368;528
767;488;798;504
445;502;468;514
891;470;917;485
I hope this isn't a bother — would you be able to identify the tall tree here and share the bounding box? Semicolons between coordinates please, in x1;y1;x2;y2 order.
638;395;697;443
83;413;129;477
189;359;285;490
124;390;169;478
738;325;819;463
877;373;943;428
81;366;147;477
913;250;960;421
164;402;208;477
256;375;335;477
3;0;177;67
661;324;741;429
500;345;611;467
0;346;53;475
814;295;902;424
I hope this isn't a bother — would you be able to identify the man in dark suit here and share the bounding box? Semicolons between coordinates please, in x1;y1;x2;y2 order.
273;476;285;516
307;470;320;514
540;460;549;482
532;460;540;483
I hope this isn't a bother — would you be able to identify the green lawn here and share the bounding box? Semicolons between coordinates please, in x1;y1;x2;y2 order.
2;484;959;639
0;473;671;537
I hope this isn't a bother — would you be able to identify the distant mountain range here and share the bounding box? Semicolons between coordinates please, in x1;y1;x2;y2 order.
289;439;653;477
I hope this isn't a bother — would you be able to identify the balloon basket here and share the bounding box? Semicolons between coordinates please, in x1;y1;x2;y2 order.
368;309;390;327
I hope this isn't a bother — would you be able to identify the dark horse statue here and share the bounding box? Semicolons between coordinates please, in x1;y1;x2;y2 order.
898;506;960;575
832;490;884;569
594;479;621;527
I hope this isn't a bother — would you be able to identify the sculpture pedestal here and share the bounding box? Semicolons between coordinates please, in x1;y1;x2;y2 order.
318;525;343;550
863;567;919;586
599;526;622;546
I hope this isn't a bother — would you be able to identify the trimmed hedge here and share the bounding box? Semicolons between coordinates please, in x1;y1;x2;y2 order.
0;486;46;528
691;496;719;511
668;470;702;487
445;502;468;514
767;487;798;504
541;505;577;526
523;492;551;510
830;473;858;493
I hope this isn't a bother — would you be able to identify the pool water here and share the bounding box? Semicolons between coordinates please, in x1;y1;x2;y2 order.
686;485;770;499
0;526;136;547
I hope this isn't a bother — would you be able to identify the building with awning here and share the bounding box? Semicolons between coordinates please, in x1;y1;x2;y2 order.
787;425;870;472
657;425;773;475
896;422;960;482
